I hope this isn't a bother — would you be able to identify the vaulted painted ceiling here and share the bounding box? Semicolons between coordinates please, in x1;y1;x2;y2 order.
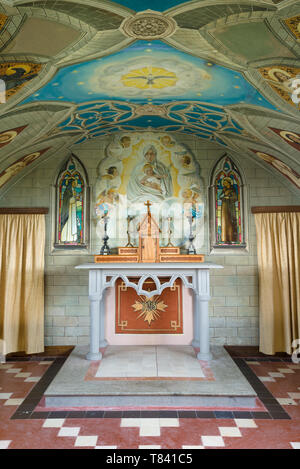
0;0;299;194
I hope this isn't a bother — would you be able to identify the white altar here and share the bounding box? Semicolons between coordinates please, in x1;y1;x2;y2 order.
75;262;223;362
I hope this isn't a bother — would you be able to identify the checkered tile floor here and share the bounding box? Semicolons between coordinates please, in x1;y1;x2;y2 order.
0;355;299;449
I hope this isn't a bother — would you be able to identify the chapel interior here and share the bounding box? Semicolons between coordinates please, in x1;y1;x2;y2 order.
0;0;299;451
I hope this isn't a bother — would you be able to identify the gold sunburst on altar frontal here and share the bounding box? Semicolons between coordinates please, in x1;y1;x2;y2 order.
132;296;168;325
284;15;300;39
121;66;177;90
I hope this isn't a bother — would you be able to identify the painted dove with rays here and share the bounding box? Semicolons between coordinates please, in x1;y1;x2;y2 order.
122;65;178;90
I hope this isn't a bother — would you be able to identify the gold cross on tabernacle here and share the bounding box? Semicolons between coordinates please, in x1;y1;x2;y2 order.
145;200;152;214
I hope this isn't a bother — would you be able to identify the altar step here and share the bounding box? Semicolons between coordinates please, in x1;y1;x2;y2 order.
44;346;258;409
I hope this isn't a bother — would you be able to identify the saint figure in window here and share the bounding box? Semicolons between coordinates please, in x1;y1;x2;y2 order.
220;177;238;243
60;176;83;243
55;156;88;247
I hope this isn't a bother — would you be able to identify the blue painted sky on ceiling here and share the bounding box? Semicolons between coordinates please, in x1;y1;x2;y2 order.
109;0;189;12
22;41;276;111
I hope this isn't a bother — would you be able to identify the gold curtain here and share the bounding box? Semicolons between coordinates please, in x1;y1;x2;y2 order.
254;212;300;355
0;214;45;355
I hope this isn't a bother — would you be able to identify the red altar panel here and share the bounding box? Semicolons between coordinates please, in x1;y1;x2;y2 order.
115;278;183;334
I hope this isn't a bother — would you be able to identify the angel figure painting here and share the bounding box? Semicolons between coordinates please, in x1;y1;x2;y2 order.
269;128;300;152
259;66;300;107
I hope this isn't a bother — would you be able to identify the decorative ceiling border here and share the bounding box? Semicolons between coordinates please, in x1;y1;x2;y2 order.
226;103;300;166
165;0;277;18
0;101;75;165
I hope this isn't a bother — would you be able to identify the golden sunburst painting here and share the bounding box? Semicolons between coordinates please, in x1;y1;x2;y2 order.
132;295;168;325
121;66;177;90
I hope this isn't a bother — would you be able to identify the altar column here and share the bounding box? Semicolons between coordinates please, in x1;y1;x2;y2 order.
191;291;200;348
86;270;103;361
99;289;108;348
195;268;212;361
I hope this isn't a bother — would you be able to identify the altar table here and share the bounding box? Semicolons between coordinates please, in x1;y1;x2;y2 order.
75;263;223;361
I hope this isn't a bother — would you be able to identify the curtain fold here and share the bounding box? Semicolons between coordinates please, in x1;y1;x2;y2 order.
254;212;300;355
0;214;45;355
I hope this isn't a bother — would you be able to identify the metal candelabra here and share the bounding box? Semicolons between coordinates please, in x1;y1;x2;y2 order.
166;216;174;247
187;214;196;255
125;215;136;247
100;210;111;255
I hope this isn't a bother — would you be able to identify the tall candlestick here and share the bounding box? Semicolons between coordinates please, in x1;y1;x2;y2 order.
166;216;174;247
125;214;135;247
187;214;196;255
100;210;111;255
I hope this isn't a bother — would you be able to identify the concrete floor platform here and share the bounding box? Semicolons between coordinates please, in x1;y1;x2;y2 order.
94;345;207;378
44;345;257;408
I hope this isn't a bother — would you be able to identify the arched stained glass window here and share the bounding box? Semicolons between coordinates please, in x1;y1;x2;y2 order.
55;155;89;249
210;155;246;251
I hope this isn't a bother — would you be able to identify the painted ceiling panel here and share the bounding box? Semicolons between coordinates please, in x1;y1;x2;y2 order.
3;17;81;56
22;41;275;109
212;22;296;61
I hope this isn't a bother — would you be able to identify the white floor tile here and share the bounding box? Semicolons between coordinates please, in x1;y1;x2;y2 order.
3;398;24;406
159;418;179;427
269;373;284;378
15;372;32;378
25;377;41;383
201;435;225;447
0;393;12;400
0;440;11;449
75;436;98;447
140;419;161;437
219;427;242;437
288;393;300;399
120;418;140;427
234;419;257;428
58;427;81;437
258;377;275;382
290;442;300;449
43;418;65;428
276;398;297;406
